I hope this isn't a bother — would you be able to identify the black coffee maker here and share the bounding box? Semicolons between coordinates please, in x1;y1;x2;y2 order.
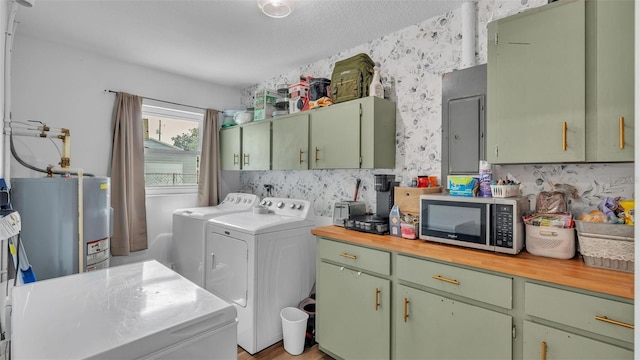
345;174;398;235
374;174;398;220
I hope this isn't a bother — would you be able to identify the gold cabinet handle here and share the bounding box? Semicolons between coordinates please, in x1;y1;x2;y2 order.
562;121;567;151
403;297;410;323
243;153;249;166
375;288;381;311
314;146;320;163
432;275;459;285
595;315;634;329
619;116;625;149
233;153;239;166
298;148;304;164
541;341;547;360
339;252;357;260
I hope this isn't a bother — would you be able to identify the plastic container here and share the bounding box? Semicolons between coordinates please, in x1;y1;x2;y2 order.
369;66;384;98
254;89;277;121
525;225;576;259
280;307;309;355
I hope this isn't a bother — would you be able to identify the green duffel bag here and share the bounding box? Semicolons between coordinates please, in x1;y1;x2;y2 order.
330;53;375;103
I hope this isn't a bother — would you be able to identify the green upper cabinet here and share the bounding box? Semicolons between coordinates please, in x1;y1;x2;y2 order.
487;0;635;164
220;97;395;171
310;96;396;169
310;101;361;169
220;126;241;170
240;120;271;170
272;113;309;170
487;0;586;164
585;0;635;162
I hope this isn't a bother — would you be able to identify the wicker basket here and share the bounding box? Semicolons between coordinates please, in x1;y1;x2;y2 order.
575;221;634;272
490;184;520;198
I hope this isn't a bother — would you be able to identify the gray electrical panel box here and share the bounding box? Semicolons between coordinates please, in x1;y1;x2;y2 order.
441;64;487;186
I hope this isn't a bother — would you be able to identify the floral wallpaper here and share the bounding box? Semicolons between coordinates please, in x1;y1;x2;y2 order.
233;0;635;219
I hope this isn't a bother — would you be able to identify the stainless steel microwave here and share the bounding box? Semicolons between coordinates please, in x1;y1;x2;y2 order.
419;194;529;254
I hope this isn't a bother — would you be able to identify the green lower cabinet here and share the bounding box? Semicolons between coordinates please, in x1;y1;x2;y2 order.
395;284;512;359
523;321;633;360
317;261;391;360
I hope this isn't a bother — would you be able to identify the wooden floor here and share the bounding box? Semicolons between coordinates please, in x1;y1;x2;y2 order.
237;342;334;360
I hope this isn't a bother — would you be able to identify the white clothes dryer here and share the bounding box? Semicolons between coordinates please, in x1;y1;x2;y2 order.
171;192;260;287
206;197;316;355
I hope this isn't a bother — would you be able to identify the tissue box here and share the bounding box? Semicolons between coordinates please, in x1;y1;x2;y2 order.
448;176;478;197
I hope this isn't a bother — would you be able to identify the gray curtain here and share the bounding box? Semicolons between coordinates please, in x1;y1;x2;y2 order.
198;109;221;206
109;92;148;256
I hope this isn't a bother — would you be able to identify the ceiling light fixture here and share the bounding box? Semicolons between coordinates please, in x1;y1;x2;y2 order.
258;0;294;18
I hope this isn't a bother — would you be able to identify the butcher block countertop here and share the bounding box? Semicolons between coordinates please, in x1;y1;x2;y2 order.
311;225;634;300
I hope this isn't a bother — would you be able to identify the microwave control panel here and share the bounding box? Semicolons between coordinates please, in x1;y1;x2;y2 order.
493;204;514;248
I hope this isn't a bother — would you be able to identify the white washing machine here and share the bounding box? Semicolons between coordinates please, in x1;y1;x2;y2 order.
11;260;238;359
172;192;260;287
206;197;316;355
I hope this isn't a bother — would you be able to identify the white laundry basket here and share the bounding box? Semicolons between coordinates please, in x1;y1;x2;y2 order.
280;307;309;355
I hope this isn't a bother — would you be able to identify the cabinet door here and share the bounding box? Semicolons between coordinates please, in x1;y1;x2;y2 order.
220;126;241;170
523;321;633;360
241;121;271;170
586;0;634;161
487;1;585;163
272;113;309;170
316;261;390;359
395;284;512;360
310;102;360;169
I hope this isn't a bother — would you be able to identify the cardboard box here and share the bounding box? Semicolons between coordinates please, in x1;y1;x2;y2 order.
394;186;442;215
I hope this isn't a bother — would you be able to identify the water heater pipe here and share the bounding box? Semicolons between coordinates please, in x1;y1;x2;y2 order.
77;169;84;273
2;1;21;183
461;1;477;68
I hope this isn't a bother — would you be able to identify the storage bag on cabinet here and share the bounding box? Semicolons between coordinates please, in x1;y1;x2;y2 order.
330;53;375;103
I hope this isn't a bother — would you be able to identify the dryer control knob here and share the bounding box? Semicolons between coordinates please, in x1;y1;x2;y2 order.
290;203;296;209
277;201;284;208
296;204;303;210
260;200;267;206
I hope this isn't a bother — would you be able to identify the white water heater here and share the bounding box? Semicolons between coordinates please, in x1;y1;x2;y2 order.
11;177;111;281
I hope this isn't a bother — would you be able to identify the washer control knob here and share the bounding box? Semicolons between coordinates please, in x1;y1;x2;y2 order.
290;203;296;209
277;201;285;208
296;204;303;210
260;200;267;206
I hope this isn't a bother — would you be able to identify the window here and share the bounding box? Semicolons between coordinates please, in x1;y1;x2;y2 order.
142;103;204;190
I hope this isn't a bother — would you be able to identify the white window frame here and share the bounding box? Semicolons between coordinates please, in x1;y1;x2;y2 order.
142;101;204;195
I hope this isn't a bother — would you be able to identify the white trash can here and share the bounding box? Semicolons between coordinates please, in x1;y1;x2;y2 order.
280;307;309;355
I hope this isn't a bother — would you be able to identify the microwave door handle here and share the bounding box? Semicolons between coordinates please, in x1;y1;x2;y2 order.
487;204;494;246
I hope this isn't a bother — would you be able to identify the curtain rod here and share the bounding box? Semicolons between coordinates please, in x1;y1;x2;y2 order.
104;89;219;112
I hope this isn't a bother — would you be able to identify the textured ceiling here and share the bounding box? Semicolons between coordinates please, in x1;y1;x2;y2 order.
14;0;464;89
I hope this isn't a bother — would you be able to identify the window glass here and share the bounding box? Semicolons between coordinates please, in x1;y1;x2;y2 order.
142;104;203;189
